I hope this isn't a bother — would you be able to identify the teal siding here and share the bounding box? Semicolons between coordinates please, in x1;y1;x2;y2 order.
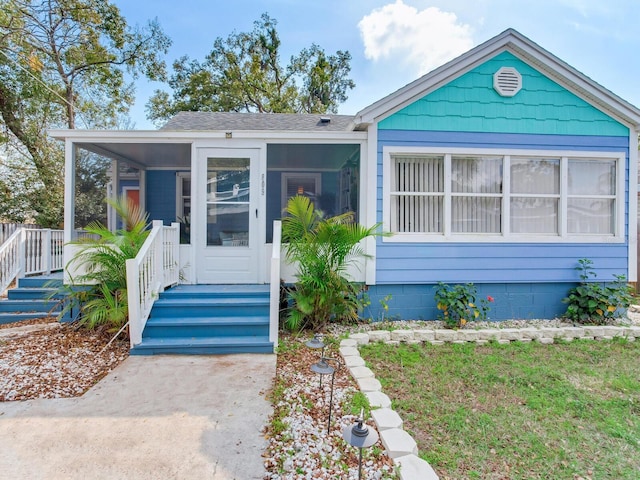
379;52;629;137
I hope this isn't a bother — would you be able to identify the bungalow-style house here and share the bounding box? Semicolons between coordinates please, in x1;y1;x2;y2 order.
43;28;640;353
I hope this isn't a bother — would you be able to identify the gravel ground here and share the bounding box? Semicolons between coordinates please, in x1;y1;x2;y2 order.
0;318;129;402
263;335;398;480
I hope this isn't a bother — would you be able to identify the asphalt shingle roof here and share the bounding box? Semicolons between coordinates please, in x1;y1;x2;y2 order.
160;111;357;131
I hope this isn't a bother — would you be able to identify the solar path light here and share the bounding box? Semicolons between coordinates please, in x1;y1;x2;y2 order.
342;408;380;480
310;356;342;435
306;333;326;387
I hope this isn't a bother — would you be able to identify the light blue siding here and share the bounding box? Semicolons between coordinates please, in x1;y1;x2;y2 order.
375;130;630;285
379;52;629;137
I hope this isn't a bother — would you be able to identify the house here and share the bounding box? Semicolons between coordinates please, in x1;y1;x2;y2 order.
46;28;640;351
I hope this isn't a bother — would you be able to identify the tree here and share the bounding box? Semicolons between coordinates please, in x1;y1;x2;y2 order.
147;13;354;125
0;0;171;226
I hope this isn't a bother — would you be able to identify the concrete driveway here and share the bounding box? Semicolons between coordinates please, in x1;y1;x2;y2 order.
0;354;276;480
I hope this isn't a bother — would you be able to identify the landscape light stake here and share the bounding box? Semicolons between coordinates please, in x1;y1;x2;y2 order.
310;356;343;435
306;333;326;387
342;408;379;480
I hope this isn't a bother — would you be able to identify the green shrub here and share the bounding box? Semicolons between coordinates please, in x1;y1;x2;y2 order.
434;282;493;329
281;195;384;331
61;195;149;332
562;258;633;325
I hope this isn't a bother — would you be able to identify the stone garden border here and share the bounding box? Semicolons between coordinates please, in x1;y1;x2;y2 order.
339;324;640;480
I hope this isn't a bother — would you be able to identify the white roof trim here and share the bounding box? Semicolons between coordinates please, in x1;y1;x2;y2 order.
48;129;367;142
354;28;640;130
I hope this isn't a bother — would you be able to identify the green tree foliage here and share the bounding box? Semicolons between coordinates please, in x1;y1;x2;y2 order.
282;195;382;332
147;13;355;125
0;0;171;226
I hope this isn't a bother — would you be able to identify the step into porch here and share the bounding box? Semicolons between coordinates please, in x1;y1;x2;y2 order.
130;284;274;355
0;274;64;324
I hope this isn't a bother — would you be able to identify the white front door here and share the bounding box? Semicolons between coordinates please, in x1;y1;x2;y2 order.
196;148;260;283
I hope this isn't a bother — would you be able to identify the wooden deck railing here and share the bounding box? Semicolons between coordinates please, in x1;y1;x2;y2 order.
0;228;64;294
269;220;282;350
126;221;180;347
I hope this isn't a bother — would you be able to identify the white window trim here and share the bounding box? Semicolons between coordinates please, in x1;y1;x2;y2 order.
382;146;626;243
176;172;191;220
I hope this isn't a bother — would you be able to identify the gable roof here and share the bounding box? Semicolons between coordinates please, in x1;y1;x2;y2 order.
354;28;640;130
160;111;356;132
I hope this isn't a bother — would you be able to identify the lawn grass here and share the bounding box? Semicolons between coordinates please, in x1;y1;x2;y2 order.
360;338;640;480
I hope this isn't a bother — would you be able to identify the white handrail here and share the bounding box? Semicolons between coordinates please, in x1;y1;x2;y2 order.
0;227;64;294
126;221;180;347
0;229;23;295
269;220;282;350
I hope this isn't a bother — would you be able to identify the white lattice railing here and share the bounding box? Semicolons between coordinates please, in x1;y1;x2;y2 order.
126;220;180;347
0;228;64;294
269;220;282;350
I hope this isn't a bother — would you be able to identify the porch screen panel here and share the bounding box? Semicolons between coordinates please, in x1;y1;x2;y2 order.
567;159;616;234
451;156;502;233
510;158;560;234
390;155;443;233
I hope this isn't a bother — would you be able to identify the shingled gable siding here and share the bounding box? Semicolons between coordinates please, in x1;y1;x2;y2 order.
367;53;631;321
378;51;629;137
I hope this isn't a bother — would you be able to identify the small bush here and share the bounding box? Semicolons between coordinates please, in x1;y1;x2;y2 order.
562;258;634;325
434;282;493;329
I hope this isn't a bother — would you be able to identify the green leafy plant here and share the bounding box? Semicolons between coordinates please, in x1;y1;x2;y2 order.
60;195;149;332
434;282;493;329
562;258;634;325
282;195;384;331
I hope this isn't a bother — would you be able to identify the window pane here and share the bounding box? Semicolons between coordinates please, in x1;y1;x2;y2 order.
568;198;614;234
391;195;442;232
393;156;443;193
568;159;616;195
206;157;250;247
452;197;501;233
511;158;559;194
511;198;558;234
451;156;502;193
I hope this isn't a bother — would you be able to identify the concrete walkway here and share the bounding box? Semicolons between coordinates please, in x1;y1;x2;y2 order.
0;354;276;480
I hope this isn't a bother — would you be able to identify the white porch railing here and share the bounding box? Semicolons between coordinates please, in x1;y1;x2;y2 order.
269;220;282;350
0;228;64;294
126;220;180;347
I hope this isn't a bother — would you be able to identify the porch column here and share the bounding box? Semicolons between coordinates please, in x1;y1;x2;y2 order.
63;139;76;243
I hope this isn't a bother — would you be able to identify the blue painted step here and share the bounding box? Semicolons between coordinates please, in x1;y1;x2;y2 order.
130;336;273;355
143;316;269;338
0;274;65;324
132;284;273;355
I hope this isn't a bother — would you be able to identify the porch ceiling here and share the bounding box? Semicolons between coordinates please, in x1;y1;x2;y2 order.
77;142;191;169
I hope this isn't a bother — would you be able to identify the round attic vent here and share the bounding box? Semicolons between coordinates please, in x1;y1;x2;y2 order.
493;67;522;97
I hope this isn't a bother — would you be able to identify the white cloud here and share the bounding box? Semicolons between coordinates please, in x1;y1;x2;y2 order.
358;1;474;75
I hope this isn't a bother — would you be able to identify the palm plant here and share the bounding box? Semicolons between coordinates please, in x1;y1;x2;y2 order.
62;195;149;331
282;195;383;331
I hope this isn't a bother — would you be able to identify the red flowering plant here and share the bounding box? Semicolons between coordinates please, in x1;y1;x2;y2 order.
434;282;494;329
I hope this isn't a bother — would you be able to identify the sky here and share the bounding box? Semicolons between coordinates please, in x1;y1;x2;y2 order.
112;0;640;130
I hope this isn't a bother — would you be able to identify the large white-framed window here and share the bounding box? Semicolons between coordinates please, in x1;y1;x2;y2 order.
383;146;625;243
